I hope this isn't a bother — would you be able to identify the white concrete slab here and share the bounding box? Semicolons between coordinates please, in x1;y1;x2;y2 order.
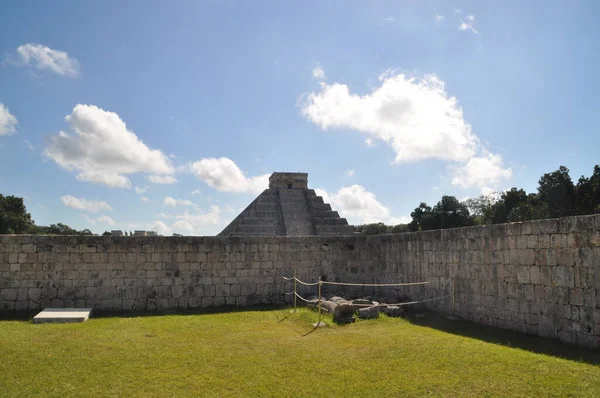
33;308;92;324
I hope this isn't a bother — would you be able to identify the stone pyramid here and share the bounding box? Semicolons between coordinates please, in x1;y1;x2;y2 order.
219;172;354;236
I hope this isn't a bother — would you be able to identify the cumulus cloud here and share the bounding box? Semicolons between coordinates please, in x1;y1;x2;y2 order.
154;205;223;235
365;138;375;148
147;175;177;184
312;66;326;80
140;197;150;202
44;104;174;189
163;196;195;207
451;152;512;189
13;43;80;77
346;169;355;177
190;157;269;193
434;14;445;23
316;185;408;225
97;215;116;226
81;214;116;227
300;70;511;189
0;104;18;136
459;14;478;34
135;186;147;194
191;189;202;195
61;195;112;212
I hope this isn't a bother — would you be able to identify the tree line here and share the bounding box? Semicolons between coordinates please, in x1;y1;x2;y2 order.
355;165;600;235
0;194;94;235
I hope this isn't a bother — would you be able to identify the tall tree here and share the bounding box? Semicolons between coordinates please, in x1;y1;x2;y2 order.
0;195;35;234
575;165;600;215
537;166;575;218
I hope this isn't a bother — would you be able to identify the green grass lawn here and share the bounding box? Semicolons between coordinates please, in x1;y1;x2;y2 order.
0;308;598;397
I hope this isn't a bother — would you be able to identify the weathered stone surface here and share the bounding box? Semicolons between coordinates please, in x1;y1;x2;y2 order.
357;306;380;319
382;305;404;317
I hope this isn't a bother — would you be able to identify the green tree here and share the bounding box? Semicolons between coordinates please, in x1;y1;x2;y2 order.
409;202;433;231
431;195;473;229
464;192;500;225
0;194;35;234
575;165;600;215
537;166;575;218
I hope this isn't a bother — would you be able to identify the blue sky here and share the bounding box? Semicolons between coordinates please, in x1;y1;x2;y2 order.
1;1;599;235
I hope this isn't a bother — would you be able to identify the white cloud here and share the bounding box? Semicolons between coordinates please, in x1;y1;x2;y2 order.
172;220;194;232
459;14;478;34
140;197;150;202
147;174;177;184
312;66;326;80
346;169;355;177
300;70;510;189
191;189;202;195
382;17;396;23
163;196;195;207
316;185;407;225
81;214;116;227
135;186;147;194
0;104;18;136
24;140;34;151
44;104;174;189
148;220;171;236
14;43;80;77
61;195;112;212
190;157;269;193
451;152;512;189
365;138;375;148
151;205;223;235
434;14;445;23
97;215;116;226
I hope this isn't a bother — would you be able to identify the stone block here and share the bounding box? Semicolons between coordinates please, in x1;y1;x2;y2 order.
530;267;541;284
517;267;530;284
570;288;583;306
202;297;213;308
552;267;574;287
33;308;92;324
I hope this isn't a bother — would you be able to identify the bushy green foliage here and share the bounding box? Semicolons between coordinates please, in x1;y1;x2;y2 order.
1;194;95;235
0;194;35;234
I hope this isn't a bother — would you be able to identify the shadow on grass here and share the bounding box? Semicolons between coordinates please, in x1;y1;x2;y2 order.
405;311;600;365
0;304;285;322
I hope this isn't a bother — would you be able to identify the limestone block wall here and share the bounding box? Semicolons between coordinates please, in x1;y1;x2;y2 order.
340;215;600;348
0;236;345;312
1;214;599;348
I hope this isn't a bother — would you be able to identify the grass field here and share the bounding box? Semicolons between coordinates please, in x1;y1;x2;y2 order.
0;308;599;397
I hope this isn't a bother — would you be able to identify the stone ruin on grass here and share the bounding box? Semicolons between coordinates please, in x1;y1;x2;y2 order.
306;295;407;324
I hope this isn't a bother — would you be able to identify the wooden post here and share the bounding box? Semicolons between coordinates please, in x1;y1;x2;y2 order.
293;270;297;311
318;277;322;323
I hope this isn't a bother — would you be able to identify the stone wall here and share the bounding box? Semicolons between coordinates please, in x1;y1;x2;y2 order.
337;214;600;348
1;214;599;348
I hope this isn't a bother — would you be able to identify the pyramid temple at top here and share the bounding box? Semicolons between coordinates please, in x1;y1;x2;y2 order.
218;172;354;236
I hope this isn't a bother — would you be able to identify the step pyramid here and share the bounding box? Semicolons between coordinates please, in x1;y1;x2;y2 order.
218;172;354;236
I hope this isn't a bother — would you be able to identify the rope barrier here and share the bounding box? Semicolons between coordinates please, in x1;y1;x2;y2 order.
290;291;450;308
282;275;428;287
349;294;451;308
294;278;320;286
294;291;319;303
321;281;429;287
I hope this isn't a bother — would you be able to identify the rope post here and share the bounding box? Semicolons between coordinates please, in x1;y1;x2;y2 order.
293;270;297;311
318;276;322;323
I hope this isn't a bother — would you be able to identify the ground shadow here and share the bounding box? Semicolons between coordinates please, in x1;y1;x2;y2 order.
405;311;600;365
0;304;285;322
